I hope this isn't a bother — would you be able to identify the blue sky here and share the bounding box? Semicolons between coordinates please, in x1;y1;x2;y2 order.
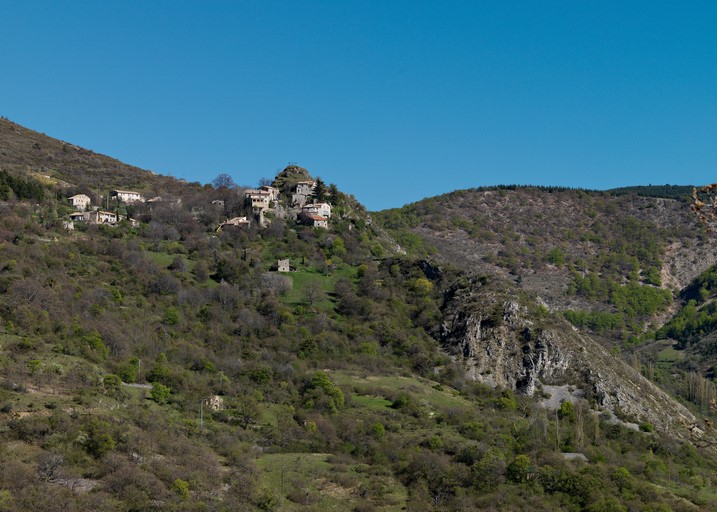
3;1;717;210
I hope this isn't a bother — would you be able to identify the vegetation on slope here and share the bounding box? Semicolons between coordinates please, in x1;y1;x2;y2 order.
375;186;709;340
1;121;716;510
0;117;187;193
0;175;712;511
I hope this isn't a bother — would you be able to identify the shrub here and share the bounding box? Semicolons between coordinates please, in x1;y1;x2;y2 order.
149;383;172;405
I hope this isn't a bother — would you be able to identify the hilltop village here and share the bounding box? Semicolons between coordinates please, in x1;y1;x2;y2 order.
63;165;343;233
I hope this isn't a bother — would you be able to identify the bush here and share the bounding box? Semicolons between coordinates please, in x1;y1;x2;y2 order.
149;383;172;405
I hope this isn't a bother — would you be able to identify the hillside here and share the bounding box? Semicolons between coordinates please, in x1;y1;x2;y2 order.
0;117;187;194
2;120;717;511
376;187;716;333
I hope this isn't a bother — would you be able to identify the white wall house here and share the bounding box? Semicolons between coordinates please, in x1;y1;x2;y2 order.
259;185;280;201
68;194;91;211
244;190;273;212
69;210;120;224
111;190;143;203
302;202;331;219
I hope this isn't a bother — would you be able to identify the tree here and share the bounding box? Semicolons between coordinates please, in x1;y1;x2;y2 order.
83;419;116;458
314;178;327;202
212;173;237;189
234;396;262;429
507;454;531;483
304;280;325;307
328;183;340;205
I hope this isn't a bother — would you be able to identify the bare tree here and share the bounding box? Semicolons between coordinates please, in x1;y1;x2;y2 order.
304;280;325;307
212;173;237;190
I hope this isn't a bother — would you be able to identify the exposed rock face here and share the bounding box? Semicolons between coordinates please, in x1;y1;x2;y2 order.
441;293;570;395
440;276;714;443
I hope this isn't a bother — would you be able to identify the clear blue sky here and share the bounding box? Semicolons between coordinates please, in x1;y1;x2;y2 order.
3;1;717;210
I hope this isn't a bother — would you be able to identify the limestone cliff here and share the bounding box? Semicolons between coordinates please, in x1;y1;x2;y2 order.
440;275;715;444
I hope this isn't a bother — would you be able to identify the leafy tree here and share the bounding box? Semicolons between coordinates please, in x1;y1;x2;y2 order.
507;454;531;483
149;383;172;404
305;371;344;413
83;419;116;458
234;396;262;429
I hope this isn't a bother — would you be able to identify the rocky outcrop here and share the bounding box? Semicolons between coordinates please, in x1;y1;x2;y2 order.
441;293;570;395
440;276;715;444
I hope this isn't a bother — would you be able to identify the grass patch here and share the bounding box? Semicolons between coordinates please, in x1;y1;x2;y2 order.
656;344;685;368
351;394;393;410
331;372;469;412
283;265;355;308
257;452;406;511
146;251;175;268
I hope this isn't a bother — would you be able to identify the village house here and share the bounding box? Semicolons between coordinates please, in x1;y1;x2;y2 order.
111;190;144;203
303;213;328;229
302;202;331;219
259;185;280;201
295;180;316;196
69;210;120;225
146;196;182;207
96;210;119;223
291;180;316;207
244;189;273;212
69;212;88;223
218;216;251;231
277;259;291;272
68;194;91;211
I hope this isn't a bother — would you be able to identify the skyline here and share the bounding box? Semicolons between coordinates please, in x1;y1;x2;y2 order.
3;1;717;210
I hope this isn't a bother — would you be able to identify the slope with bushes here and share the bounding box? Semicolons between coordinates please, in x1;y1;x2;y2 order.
1;120;717;510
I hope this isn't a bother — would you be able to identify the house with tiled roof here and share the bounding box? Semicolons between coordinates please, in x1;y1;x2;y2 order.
302;213;328;229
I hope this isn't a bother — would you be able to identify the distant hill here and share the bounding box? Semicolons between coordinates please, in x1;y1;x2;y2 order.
607;184;695;201
0;116;189;193
375;186;716;332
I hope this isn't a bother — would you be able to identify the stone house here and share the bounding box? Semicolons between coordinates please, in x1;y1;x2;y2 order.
146;196;182;207
68;194;91;211
303;213;328;229
70;210;120;225
218;216;251;231
292;180;316;207
207;395;225;411
96;210;119;223
277;259;290;272
295;181;316;196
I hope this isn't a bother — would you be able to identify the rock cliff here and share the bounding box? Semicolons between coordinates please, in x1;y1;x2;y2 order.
440;275;715;444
